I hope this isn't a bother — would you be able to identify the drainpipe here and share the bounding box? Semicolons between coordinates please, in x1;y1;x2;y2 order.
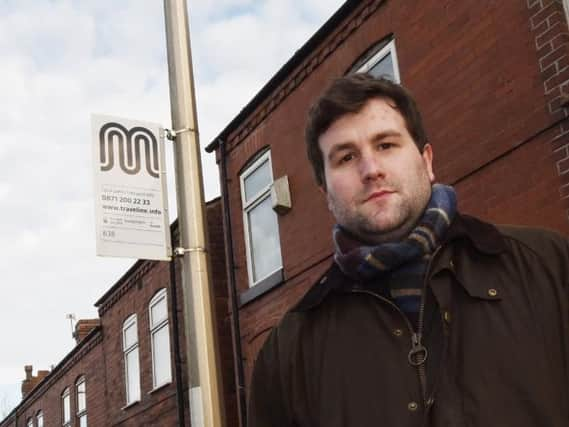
169;256;186;426
219;138;247;427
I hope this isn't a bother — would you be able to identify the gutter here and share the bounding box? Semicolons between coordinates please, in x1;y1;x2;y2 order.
169;258;186;427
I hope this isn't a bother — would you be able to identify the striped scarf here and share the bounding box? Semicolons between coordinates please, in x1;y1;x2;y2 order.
333;184;457;326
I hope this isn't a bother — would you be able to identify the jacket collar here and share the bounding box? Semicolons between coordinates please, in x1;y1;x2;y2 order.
292;213;507;312
443;213;506;255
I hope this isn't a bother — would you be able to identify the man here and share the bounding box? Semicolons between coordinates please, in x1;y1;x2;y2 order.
248;73;569;426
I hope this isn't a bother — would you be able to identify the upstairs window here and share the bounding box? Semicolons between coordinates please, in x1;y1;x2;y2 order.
122;314;141;405
350;38;400;82
149;288;172;389
26;418;33;427
36;411;44;427
240;150;283;287
76;376;87;427
62;387;71;426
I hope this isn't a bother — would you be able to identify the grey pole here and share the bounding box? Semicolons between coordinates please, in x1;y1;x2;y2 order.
163;1;226;426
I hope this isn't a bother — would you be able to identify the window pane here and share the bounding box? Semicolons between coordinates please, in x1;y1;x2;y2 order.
37;413;44;427
126;348;141;403
244;160;271;202
150;296;167;328
79;414;88;427
152;325;172;386
63;393;71;422
247;196;282;282
77;380;86;412
368;52;395;80
123;322;137;349
27;419;33;427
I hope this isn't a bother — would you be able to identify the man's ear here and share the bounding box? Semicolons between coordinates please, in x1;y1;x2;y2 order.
318;181;336;213
422;143;435;183
319;184;333;213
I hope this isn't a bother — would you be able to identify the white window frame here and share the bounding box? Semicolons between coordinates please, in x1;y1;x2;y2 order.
239;150;283;287
355;39;401;83
76;376;87;426
36;411;44;427
149;288;172;389
122;314;141;406
62;387;71;426
26;418;33;427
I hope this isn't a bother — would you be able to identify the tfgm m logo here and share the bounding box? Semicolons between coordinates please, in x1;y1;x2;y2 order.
99;122;160;178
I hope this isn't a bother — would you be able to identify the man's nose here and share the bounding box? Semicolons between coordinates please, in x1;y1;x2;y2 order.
359;152;384;181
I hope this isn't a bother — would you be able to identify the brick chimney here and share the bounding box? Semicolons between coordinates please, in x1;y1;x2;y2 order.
73;318;101;344
21;365;49;398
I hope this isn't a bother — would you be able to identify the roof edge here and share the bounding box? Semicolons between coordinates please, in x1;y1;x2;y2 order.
205;0;358;153
0;326;102;425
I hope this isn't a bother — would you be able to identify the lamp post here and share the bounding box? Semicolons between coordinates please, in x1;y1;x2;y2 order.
163;1;226;425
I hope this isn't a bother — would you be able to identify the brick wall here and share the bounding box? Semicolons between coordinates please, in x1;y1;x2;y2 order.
95;198;235;426
98;259;180;426
527;0;569;217
206;199;239;427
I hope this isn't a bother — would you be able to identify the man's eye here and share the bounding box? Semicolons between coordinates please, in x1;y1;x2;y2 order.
377;143;394;150
339;153;354;163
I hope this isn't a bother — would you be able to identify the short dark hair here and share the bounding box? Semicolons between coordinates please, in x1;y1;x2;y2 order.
305;73;428;187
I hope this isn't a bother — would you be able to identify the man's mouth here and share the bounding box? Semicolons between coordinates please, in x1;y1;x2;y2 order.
363;190;394;203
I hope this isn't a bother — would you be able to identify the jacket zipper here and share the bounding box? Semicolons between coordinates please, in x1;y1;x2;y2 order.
350;288;429;407
415;245;442;409
351;245;443;410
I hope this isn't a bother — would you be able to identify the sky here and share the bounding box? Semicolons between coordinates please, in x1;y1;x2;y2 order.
0;0;344;413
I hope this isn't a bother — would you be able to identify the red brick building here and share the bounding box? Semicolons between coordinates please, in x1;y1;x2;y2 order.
0;200;237;427
206;0;569;425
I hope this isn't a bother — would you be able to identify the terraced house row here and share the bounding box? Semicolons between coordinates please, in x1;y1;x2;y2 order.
4;0;569;425
1;201;235;427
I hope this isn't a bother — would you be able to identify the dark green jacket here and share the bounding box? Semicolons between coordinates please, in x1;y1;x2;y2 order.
248;214;569;426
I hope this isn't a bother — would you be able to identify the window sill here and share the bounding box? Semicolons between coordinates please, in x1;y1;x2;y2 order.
121;399;140;411
239;268;284;306
148;381;172;394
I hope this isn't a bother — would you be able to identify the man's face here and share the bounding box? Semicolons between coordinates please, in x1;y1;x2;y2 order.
318;97;435;244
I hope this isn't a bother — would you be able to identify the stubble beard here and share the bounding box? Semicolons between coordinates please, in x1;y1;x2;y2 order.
329;184;432;245
332;197;414;244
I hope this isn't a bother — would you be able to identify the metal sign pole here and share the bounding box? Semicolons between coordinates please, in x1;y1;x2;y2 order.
163;1;226;426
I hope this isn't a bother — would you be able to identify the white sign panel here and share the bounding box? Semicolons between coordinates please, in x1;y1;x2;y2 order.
92;114;172;260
